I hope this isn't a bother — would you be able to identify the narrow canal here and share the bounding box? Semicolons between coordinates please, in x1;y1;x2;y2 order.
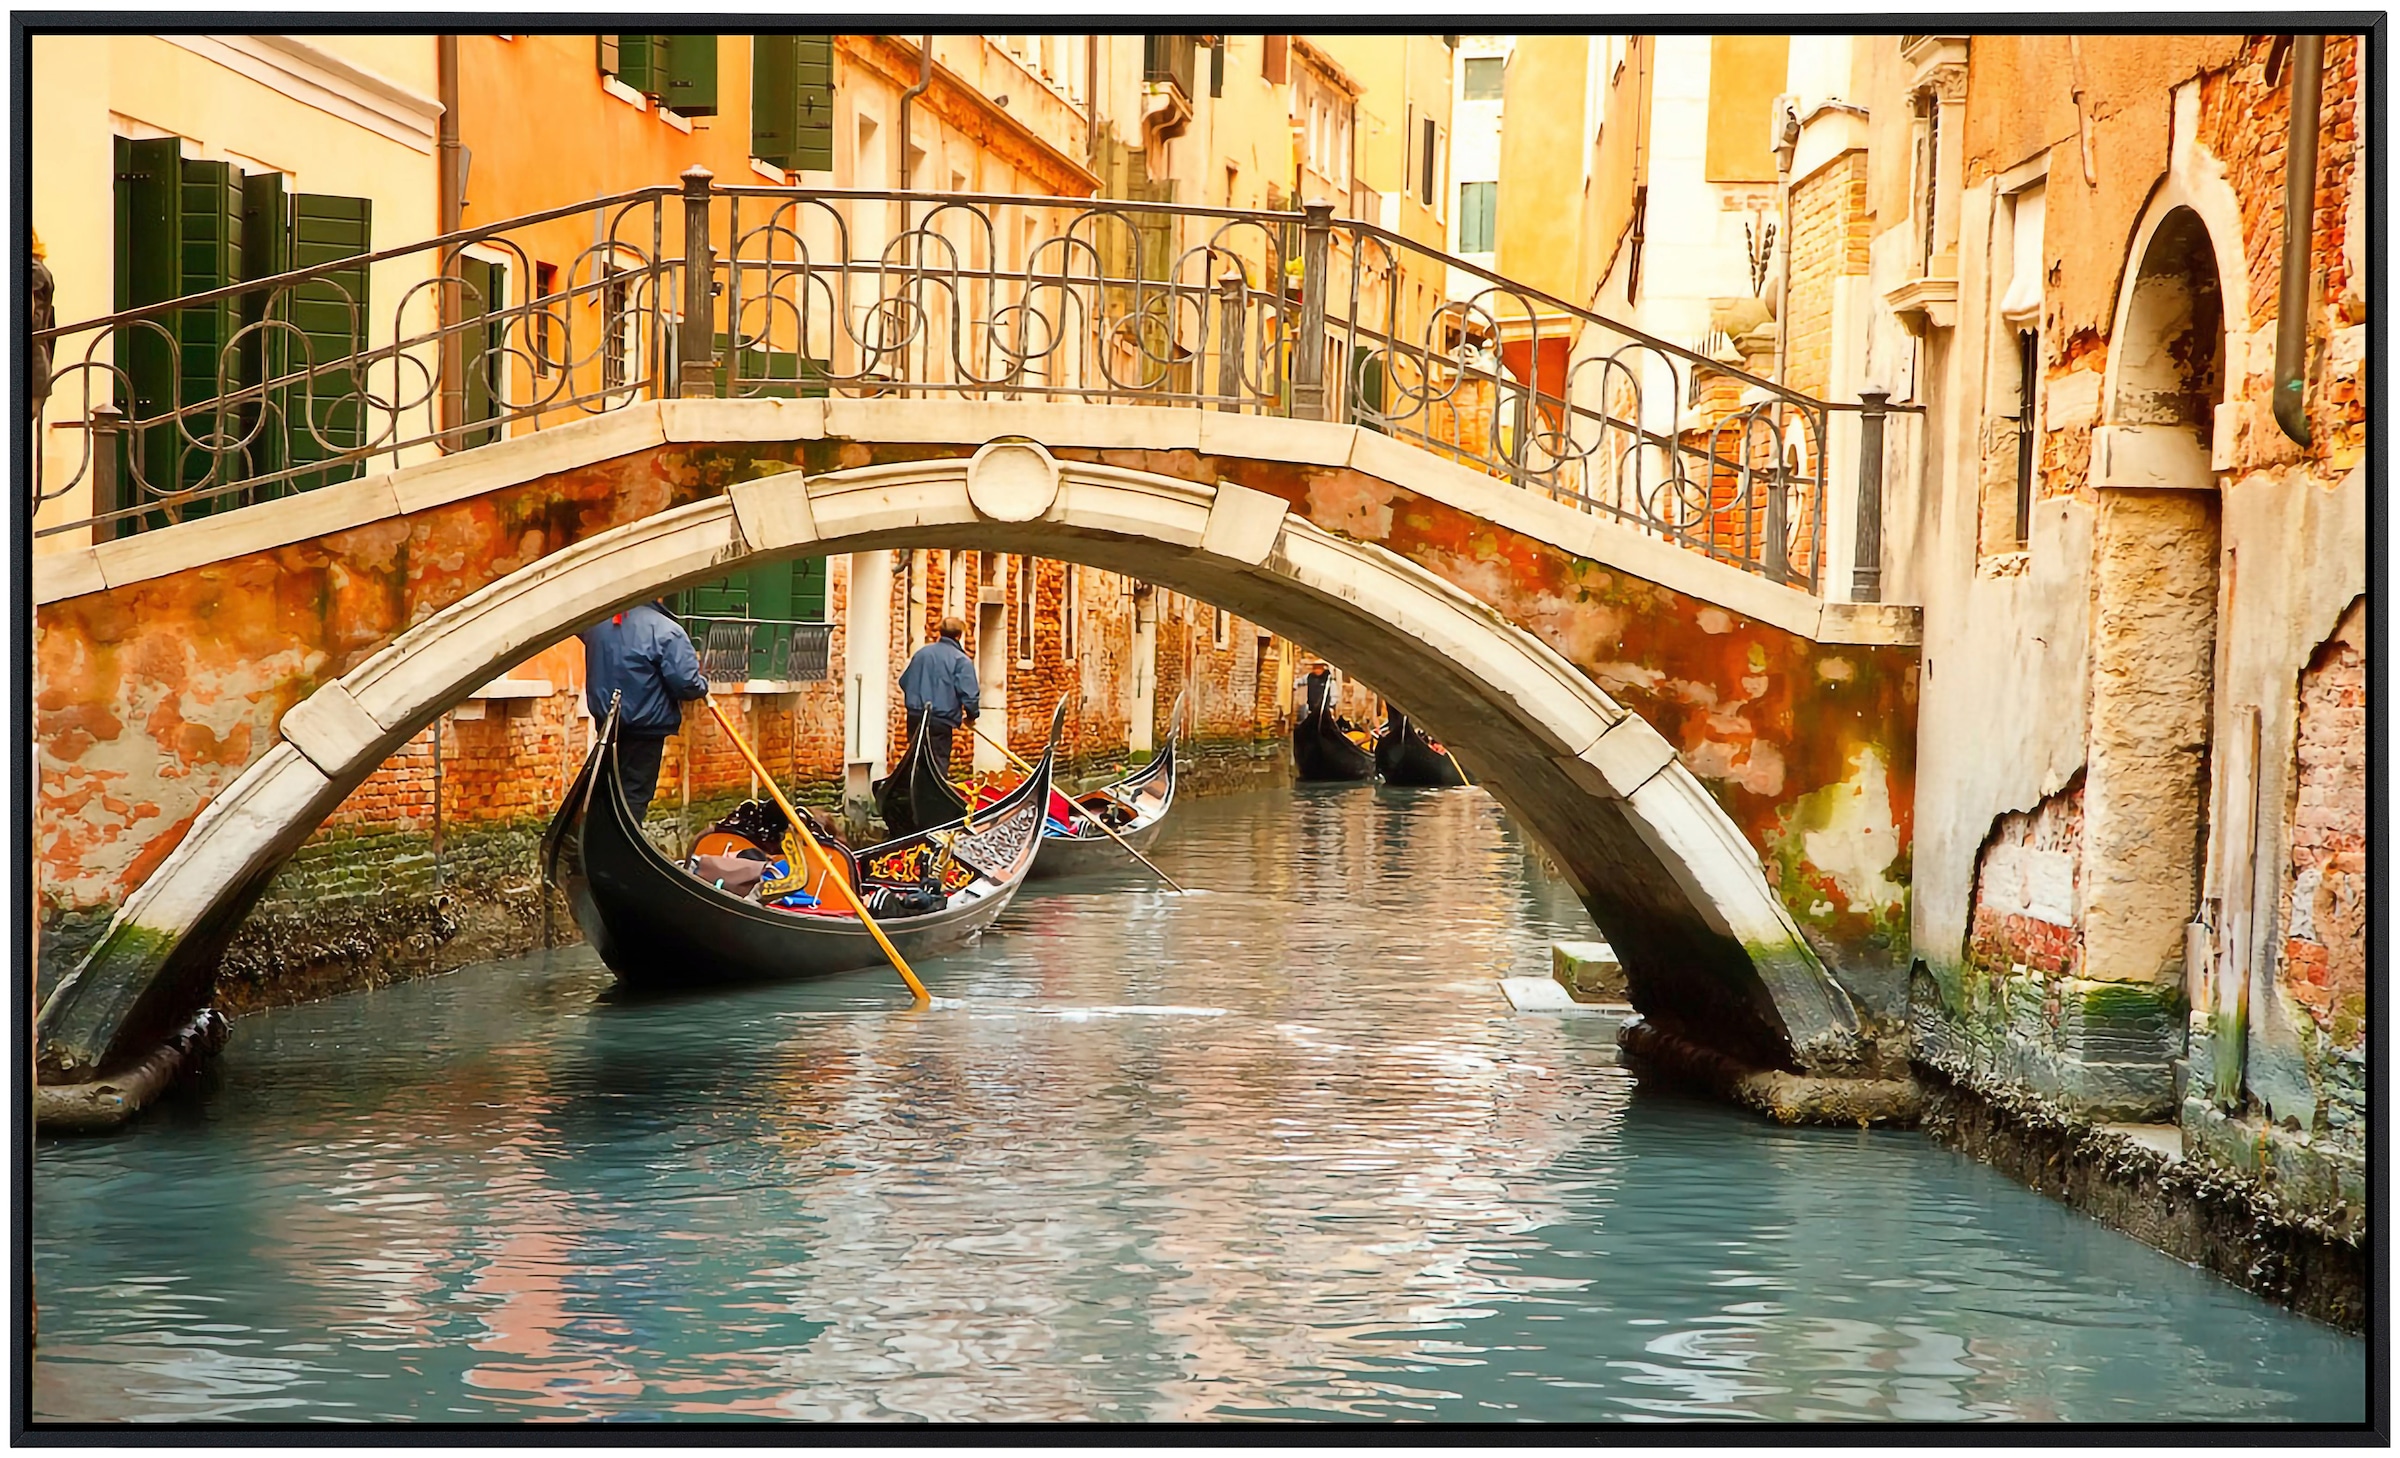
34;787;2364;1423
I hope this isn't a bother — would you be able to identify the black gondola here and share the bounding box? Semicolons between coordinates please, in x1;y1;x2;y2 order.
545;699;1065;991
1291;703;1377;782
872;710;971;839
1375;707;1469;787
1025;692;1185;880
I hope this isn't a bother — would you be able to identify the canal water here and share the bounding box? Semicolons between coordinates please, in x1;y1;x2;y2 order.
34;787;2364;1424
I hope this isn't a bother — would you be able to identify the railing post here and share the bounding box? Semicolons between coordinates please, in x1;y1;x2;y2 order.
88;402;123;535
1764;411;1789;586
679;167;717;399
1291;202;1333;420
1852;388;1889;603
1216;265;1245;410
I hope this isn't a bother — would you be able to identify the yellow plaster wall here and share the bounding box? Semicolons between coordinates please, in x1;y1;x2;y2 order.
1493;34;1590;304
30;34;440;544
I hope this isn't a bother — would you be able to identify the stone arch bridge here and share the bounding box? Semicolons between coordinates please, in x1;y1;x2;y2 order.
31;183;1918;1113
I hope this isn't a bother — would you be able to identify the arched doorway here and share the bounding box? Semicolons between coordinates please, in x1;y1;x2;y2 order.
2084;204;2227;1115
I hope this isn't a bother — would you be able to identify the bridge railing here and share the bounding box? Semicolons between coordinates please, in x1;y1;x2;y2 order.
35;171;1889;592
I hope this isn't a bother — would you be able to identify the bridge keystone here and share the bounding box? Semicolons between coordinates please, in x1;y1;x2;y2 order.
964;439;1062;522
727;469;822;551
1198;483;1290;566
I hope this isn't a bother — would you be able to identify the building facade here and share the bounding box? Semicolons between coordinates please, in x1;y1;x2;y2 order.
1558;30;2369;1231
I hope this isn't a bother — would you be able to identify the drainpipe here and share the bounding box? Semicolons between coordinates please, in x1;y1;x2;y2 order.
1086;34;1100;173
2273;34;2324;447
898;35;934;188
437;35;463;442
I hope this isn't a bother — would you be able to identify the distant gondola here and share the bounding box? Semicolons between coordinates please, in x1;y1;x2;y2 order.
1291;702;1377;782
545;699;1064;991
1023;691;1185;880
872;710;971;839
1374;707;1469;787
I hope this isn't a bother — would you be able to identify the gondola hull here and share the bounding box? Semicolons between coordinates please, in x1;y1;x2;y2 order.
872;712;969;839
550;704;1060;992
1029;807;1172;879
1375;711;1469;787
1291;706;1377;782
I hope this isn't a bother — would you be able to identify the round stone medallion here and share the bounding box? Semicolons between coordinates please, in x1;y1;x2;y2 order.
964;438;1060;523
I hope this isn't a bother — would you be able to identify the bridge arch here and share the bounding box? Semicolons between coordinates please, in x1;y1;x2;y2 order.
39;445;1872;1086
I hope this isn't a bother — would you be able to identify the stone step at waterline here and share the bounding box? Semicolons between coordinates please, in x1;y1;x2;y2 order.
1498;976;1631;1016
1550;939;1625;1003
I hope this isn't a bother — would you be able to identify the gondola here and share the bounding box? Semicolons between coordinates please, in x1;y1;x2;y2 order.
871;709;971;839
1374;707;1469;787
1291;702;1377;782
1023;691;1185;880
545;698;1065;991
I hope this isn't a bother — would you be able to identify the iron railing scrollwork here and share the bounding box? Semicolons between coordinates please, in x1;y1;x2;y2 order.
35;172;1918;592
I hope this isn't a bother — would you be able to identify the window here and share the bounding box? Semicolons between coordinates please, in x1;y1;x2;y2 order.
1420;116;1438;205
1914;91;1940;268
600;34;718;115
1214;605;1231;650
1458;180;1497;253
457;252;508;449
1210;38;1225;97
2014;329;2039;544
1016;555;1036;665
677;559;831;682
751;34;835;171
1462;56;1503;100
599;258;635;392
1263;34;1290;86
110;136;371;530
531;261;559;375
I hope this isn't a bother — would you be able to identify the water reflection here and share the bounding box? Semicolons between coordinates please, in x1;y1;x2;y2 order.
34;786;2364;1423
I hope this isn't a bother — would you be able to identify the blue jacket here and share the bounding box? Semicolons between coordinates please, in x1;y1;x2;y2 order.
580;604;708;736
899;637;980;724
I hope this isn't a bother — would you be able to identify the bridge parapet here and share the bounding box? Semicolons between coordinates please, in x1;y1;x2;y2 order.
35;174;1906;592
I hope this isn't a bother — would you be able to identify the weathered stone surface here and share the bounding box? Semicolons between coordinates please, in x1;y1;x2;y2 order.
1551;939;1626;1002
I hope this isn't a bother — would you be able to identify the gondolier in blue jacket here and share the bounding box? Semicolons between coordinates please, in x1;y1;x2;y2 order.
579;600;711;821
900;616;980;780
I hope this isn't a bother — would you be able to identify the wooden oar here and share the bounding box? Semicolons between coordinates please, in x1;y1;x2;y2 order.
969;720;1187;893
703;694;930;1002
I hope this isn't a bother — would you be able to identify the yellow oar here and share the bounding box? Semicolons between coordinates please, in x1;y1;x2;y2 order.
969;720;1186;893
703;695;929;1002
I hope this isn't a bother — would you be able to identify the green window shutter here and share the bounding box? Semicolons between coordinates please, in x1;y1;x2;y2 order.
114;136;182;534
284;193;371;494
793;36;834;172
614;34;657;95
750;34;799;168
748;35;830;170
238;170;291;488
1350;345;1386;432
792;556;827;623
596;34;620;77
459;255;505;449
663;34;718;116
714;330;828;399
174;157;246;517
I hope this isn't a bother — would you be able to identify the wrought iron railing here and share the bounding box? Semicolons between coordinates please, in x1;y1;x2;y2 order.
34;170;1908;593
695;616;833;684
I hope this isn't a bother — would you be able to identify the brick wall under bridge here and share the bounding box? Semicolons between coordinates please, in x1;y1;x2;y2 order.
33;400;1920;1090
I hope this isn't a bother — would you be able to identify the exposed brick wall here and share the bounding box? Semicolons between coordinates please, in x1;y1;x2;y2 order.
1784;150;1868;402
1966;778;2085;985
2281;598;2365;1047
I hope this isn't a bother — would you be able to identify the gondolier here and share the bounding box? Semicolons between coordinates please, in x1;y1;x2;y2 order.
900;617;980;780
578;599;710;822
